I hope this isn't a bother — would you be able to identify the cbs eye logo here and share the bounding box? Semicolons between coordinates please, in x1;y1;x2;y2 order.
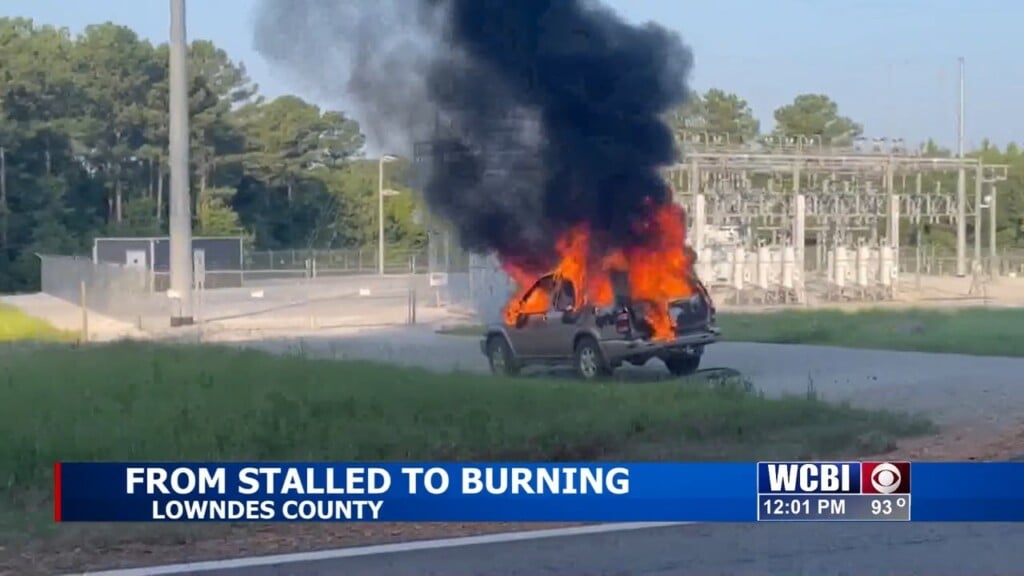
870;463;902;493
861;461;911;494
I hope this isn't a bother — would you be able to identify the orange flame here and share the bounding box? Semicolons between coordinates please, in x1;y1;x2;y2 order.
501;200;694;340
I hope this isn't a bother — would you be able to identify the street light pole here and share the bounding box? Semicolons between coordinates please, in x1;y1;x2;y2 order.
378;155;397;276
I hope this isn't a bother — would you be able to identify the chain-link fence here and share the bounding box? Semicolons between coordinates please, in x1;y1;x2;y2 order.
891;246;1024;278
36;251;440;340
40;235;1024;341
192;274;425;338
38;254;168;334
434;243;1024;317
441;254;516;323
242;246;429;283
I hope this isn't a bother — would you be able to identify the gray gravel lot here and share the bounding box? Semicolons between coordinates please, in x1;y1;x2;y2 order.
232;325;1024;429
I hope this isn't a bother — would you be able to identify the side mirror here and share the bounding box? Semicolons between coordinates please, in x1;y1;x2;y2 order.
515;314;529;329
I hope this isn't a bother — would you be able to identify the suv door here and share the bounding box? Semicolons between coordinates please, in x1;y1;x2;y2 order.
505;275;558;358
540;277;580;358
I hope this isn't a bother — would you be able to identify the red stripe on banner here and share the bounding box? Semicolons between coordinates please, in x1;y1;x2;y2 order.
53;462;62;522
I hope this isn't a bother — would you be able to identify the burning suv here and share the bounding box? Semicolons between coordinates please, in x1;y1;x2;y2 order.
480;267;720;380
479;200;719;379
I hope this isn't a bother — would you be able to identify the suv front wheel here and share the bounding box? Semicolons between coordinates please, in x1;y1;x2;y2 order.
574;336;613;381
486;335;520;376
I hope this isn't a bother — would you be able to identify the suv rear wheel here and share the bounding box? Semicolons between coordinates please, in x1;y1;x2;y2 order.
487;335;520;376
664;353;701;377
574;336;612;381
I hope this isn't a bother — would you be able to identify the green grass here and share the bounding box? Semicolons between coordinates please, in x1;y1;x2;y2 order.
717;307;1024;357
0;304;79;343
438;307;1024;357
437;323;490;336
0;342;930;536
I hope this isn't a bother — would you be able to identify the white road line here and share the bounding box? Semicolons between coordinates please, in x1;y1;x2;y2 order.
75;522;694;576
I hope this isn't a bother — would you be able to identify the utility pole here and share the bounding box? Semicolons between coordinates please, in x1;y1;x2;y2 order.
955;56;967;277
168;0;194;325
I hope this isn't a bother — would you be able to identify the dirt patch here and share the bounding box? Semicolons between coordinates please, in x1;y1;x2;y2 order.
873;422;1024;462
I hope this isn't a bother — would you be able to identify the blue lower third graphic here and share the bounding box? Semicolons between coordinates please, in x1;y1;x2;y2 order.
52;462;1024;522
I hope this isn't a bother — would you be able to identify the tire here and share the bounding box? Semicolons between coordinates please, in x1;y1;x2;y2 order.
664;353;701;377
574;336;612;381
486;335;520;376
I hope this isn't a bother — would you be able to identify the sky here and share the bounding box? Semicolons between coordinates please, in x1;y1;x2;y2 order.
4;0;1021;151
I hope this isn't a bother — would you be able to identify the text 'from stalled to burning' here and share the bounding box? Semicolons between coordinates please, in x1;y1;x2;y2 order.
125;465;633;496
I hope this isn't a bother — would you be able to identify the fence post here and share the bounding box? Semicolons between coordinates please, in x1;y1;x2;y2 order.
79;280;89;343
407;288;417;325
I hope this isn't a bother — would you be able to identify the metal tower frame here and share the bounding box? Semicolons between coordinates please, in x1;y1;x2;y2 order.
665;134;1008;276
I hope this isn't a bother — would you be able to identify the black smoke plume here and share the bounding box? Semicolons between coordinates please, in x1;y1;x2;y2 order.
254;0;693;272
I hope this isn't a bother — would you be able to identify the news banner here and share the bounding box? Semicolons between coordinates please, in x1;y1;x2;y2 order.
54;462;1024;523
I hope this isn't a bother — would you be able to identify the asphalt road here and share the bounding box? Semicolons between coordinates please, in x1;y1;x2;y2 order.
179;522;1024;576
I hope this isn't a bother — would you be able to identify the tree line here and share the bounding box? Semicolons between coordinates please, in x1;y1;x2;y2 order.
2;18;1022;291
0;18;425;291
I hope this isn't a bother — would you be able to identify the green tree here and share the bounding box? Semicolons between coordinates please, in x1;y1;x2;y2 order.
665;91;706;134
773;94;863;145
235;96;364;204
71;23;162;225
700;89;760;143
196;189;245;237
666;89;760;156
920;138;952;158
309;158;425;250
0;19;87;290
186;40;257;208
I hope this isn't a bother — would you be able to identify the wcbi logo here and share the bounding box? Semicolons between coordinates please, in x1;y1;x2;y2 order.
758;462;860;494
758;462;911;494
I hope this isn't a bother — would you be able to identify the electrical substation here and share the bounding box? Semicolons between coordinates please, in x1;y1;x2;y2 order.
415;103;1017;317
666;134;1009;305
